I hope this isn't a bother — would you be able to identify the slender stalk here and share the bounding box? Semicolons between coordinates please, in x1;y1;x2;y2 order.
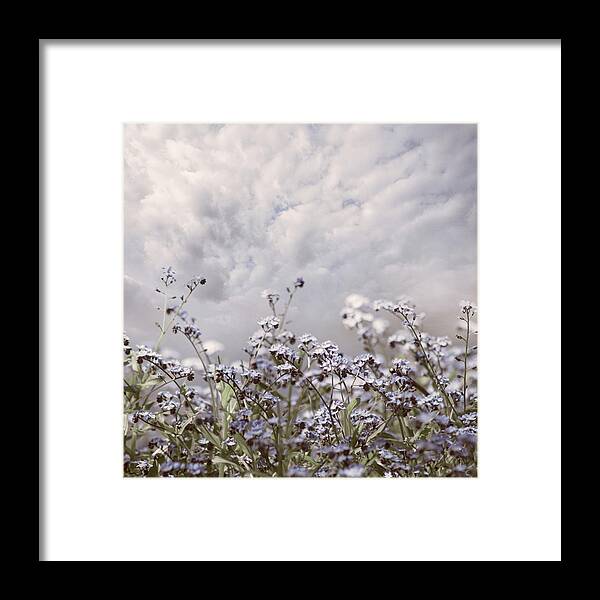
390;310;459;420
154;291;169;351
155;287;196;351
185;335;217;415
462;311;471;413
280;289;296;331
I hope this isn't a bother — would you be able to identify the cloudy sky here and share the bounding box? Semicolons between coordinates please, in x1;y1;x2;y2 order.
124;124;477;361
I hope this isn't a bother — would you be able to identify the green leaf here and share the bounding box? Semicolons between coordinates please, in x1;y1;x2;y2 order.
347;397;360;415
199;425;222;448
178;413;196;435
339;409;351;438
218;382;235;411
149;458;160;477
138;378;162;388
366;421;388;444
212;456;241;470
234;433;253;458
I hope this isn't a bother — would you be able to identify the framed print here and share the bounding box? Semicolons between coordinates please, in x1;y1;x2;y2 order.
41;40;561;561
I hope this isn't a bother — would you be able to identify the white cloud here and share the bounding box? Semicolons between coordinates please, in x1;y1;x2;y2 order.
125;124;477;360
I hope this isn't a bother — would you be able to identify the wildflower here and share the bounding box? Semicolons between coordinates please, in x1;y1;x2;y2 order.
451;464;468;477
412;412;437;429
287;466;309;477
258;316;280;331
269;343;297;362
449;443;470;459
131;410;156;424
460;300;477;315
373;299;395;311
160;266;176;287
186;463;206;476
156;391;175;404
132;460;152;475
338;464;365;477
456;430;477;450
390;358;413;376
246;369;262;384
124;277;477;478
173;323;202;340
261;289;280;304
186;275;207;291
394;303;417;322
461;412;478;426
434;415;451;428
298;334;317;351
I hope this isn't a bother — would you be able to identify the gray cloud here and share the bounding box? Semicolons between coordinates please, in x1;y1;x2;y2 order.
124;124;477;361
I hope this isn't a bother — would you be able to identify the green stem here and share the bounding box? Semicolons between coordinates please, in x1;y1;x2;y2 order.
463;312;471;413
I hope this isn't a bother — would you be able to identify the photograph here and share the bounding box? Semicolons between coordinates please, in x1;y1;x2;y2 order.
123;123;478;477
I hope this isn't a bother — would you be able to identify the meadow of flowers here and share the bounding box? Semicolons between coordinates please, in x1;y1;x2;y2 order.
124;268;477;477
